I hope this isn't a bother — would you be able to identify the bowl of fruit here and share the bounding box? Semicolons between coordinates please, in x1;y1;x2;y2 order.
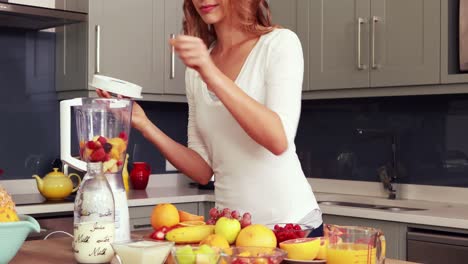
171;245;222;264
0;186;40;264
221;246;287;264
265;223;315;245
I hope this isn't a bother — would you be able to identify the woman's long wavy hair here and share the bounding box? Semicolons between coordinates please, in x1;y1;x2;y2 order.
183;0;275;46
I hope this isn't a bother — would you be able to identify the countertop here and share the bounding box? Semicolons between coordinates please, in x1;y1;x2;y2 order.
10;231;419;264
13;185;468;230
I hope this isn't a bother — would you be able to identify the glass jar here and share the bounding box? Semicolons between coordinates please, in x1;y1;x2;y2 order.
73;162;115;264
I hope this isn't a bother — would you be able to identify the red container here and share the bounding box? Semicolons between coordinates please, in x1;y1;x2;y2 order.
130;162;151;190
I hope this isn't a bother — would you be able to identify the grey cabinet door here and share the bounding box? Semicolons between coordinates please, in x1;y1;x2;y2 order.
90;0;159;93
370;0;440;87
164;0;186;95
270;0;310;91
308;0;370;90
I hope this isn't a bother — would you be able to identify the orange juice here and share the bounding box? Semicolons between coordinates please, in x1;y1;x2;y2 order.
327;243;377;264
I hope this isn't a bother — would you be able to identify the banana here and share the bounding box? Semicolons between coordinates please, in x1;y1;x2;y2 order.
166;225;215;243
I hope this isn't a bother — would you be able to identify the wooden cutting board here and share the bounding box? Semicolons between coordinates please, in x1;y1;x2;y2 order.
10;230;420;264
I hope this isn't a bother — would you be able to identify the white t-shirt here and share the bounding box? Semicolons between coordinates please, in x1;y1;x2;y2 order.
185;28;321;226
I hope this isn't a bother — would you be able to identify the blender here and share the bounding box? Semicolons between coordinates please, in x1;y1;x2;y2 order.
60;75;142;242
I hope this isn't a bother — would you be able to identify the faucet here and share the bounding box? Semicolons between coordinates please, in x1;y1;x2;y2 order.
356;128;399;199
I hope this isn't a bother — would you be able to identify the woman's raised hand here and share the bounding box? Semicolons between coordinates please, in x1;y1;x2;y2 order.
170;35;215;79
96;89;150;132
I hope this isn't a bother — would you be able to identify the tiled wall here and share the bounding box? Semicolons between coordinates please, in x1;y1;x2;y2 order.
2;29;468;188
296;95;468;188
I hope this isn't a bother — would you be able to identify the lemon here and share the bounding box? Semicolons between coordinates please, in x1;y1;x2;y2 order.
279;237;321;260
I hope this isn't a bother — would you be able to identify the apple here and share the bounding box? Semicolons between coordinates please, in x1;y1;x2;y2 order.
214;216;241;244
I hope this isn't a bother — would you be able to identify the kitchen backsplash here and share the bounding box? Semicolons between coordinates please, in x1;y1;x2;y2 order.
1;29;468;188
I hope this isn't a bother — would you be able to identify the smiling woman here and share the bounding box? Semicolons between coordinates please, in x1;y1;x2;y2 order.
96;0;323;229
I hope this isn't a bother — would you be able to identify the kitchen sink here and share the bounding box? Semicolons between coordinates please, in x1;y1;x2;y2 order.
318;201;427;211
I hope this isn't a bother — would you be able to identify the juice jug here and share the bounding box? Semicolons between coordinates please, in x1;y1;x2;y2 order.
325;224;386;264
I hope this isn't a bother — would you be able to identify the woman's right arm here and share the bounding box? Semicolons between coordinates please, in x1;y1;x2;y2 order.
96;89;213;184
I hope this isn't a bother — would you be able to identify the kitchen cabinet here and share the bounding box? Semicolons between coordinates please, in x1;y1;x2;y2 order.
323;214;408;260
88;0;157;94
88;0;186;97
57;0;187;101
407;226;468;264
270;0;440;91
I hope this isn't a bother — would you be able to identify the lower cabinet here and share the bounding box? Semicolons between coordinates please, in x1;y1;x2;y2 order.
322;214;407;260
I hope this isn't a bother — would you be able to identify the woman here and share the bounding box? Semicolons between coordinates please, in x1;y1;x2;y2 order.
98;0;322;234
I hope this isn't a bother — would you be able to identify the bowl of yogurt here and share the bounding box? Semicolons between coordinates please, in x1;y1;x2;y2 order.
111;239;174;264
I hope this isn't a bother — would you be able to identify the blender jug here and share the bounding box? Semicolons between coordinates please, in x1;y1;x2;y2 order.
60;97;133;242
325;224;386;264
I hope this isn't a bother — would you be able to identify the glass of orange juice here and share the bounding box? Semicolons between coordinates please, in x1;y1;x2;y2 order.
324;224;385;264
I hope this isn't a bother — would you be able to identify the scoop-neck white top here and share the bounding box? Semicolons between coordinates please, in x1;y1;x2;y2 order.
185;28;321;225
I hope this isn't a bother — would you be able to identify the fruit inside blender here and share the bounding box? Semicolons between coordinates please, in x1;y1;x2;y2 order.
79;131;128;173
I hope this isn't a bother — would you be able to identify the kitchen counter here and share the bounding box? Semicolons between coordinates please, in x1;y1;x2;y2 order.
13;185;468;230
14;185;215;215
10;231;419;264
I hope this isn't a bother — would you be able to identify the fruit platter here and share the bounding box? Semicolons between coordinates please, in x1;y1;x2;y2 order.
143;203;328;264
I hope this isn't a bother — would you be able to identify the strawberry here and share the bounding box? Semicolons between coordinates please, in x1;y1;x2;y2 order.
150;230;165;240
90;148;106;162
118;131;128;141
86;141;101;150
97;136;107;145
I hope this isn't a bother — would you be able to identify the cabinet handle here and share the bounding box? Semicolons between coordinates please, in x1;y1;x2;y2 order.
357;17;367;70
371;16;381;69
170;33;176;79
95;25;101;74
133;224;152;230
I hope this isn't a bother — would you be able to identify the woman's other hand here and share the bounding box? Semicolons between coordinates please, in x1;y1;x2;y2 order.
170;35;215;79
96;89;149;131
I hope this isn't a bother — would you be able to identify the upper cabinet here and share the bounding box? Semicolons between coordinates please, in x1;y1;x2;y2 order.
88;0;157;93
89;0;187;98
270;0;441;92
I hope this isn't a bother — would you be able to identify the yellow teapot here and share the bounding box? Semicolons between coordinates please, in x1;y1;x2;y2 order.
32;168;81;200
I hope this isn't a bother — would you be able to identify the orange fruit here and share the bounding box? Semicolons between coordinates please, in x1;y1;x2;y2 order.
199;234;230;249
279;237;321;260
178;210;205;222
151;203;180;229
179;220;206;227
235;224;277;248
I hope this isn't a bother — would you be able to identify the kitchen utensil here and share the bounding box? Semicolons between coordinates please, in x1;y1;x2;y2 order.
325;224;386;264
130;162;151;190
112;239;174;264
0;215;40;264
90;74;142;99
60;97;134;242
220;246;287;264
32;168;81;200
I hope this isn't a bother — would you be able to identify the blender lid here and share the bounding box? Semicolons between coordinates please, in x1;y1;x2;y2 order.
90;74;143;99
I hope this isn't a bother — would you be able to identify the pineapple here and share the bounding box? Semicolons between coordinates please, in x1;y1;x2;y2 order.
0;185;19;222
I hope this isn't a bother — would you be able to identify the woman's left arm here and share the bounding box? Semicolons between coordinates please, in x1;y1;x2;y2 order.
171;32;302;155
